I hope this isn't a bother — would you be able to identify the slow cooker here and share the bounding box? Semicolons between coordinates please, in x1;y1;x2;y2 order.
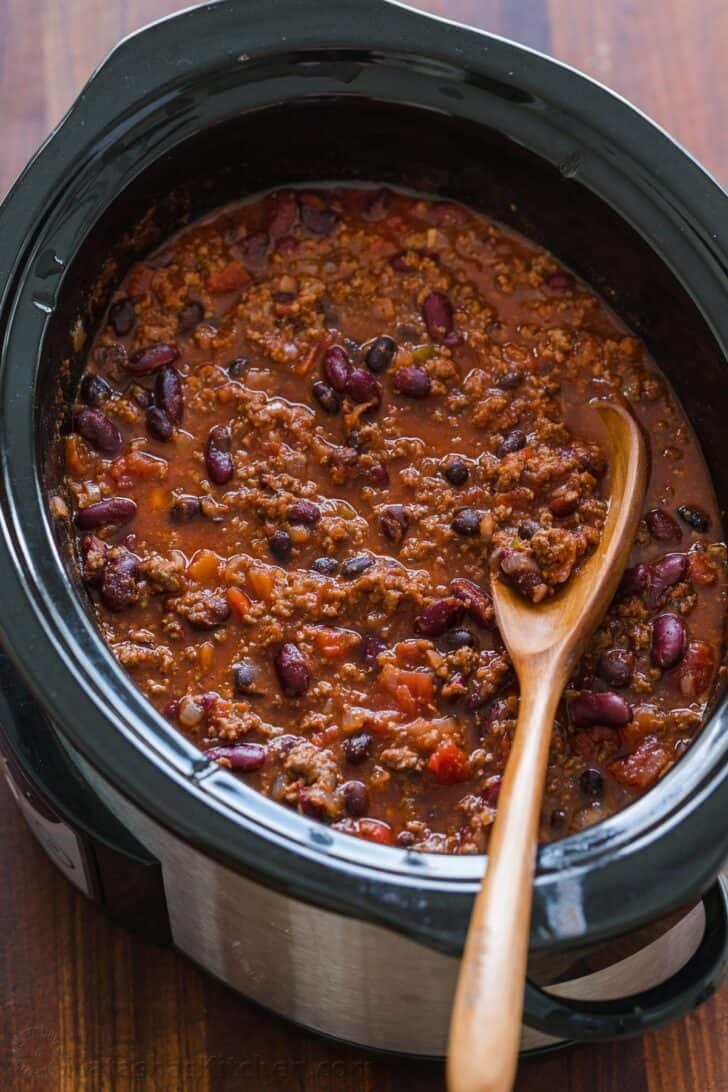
1;0;727;1057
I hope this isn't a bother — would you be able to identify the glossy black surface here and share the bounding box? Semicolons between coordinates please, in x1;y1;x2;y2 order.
0;0;727;1023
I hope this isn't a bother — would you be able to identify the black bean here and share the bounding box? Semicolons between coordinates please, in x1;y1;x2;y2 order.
108;297;136;337
345;368;381;406
342;780;369;817
445;629;477;650
596;648;635;689
360;634;387;668
550;808;567;830
288;499;321;525
341;554;374;579
74;407;123;456
394;365;431;398
645;507;682;543
451;508;482;536
379;504;409;544
100;550;140;611
205;742;267;771
126;342;180;375
155;365;184;423
365;335;397;374
269;529;293;562
178;299;204;335
677;505;710;532
274;642;310;698
171;495;201;523
368;463;389;487
312;380;341;415
311;556;339;575
346;427;366;452
498;429;527;456
323;345;352;392
343;731;374;765
146;406;174;442
651;613;687;669
228;357;250;379
568;690;632;729
495;370;523;390
205;425;234;484
443;459;469;486
416;596;466;637
422;291;454;342
80;372;111;407
579;768;604;799
233;662;260;695
74;497;137;531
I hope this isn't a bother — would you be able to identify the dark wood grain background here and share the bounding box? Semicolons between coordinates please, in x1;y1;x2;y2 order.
1;1;726;1089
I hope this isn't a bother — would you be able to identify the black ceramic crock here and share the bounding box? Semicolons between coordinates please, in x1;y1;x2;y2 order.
0;0;727;1044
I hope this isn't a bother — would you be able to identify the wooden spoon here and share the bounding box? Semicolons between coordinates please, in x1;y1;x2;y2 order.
447;398;648;1092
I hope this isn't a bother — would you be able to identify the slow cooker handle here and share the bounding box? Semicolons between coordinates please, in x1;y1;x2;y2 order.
522;877;728;1041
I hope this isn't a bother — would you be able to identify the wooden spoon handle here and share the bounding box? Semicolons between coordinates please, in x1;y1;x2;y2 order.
447;671;564;1092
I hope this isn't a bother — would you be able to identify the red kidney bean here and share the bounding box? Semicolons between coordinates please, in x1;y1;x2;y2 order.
205;742;267;771
397;830;416;848
451;508;482;536
146;406;173;442
645;507;682;543
596;648;634;689
679;640;715;699
188;595;231;630
269;529;293;562
518;519;541;540
549;489;580;518
274;642;310;698
74;497;137;531
449;578;493;627
545;270;575;292
74;407;123;456
126;342;180;375
171;495;201;523
323;345;352;392
268;192;297;238
312;380;341;414
394;365;431;398
647;552;688;609
498;429;526;456
619;562;651;598
343;730;374;764
298;789;328;821
416;596;466;637
342;780;369;817
568;691;632;729
345;368;381;406
360;635;387;668
80;372;111;407
483;777;502;808
228;357;250;378
238;230;269;266
341;554;374;579
422;291;453;342
495;369;523;390
651;613;687;669
178;299;204;335
100;549;140;611
288;499;321;525
108;297;136;336
443;459;469;486
365;336;397;373
311;556;339;575
677;504;710;532
205;425;233;484
300;200;338;235
80;534;108;580
379;504;409;543
368;463;389;488
155;365;184;423
499;549;545;601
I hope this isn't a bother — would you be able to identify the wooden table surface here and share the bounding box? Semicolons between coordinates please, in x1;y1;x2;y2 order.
1;1;726;1089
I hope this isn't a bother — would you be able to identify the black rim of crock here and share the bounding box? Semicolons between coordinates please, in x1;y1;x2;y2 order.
0;0;727;958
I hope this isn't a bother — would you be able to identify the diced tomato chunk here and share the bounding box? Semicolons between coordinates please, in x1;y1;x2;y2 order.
226;586;252;619
207;261;251;294
357;818;394;845
608;735;669;790
427;740;470;784
311;626;360;659
380;663;434;714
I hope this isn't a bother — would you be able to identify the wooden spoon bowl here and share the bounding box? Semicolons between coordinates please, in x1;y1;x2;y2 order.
447;398;649;1092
